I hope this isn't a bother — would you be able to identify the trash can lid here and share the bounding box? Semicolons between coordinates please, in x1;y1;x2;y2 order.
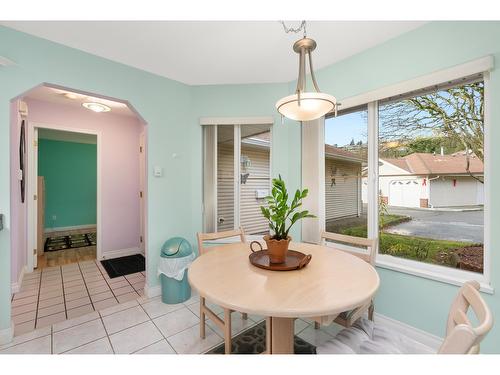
161;237;193;258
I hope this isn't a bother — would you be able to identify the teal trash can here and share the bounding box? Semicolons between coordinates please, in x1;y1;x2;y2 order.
159;237;194;304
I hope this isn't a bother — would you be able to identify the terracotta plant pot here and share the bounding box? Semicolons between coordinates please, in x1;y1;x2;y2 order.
264;235;291;264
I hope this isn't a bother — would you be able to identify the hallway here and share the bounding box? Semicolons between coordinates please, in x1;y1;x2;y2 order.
11;260;145;336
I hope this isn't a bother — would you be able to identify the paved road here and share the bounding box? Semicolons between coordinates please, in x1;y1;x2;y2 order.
385;207;484;243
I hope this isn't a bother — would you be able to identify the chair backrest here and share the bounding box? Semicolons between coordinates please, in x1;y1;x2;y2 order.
438;280;493;354
197;227;246;255
320;231;377;266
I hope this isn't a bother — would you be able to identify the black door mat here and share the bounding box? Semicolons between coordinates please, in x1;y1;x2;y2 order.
101;254;145;278
44;232;97;252
205;320;316;354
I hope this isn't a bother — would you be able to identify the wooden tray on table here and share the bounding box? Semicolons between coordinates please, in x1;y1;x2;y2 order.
249;248;312;271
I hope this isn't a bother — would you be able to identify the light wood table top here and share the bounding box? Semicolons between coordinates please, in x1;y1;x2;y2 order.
188;241;380;319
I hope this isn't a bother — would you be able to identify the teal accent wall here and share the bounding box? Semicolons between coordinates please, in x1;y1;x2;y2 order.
38;139;97;229
2;22;500;352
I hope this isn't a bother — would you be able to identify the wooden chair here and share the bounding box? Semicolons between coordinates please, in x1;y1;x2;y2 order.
314;231;377;329
316;280;494;354
196;227;248;354
438;280;493;354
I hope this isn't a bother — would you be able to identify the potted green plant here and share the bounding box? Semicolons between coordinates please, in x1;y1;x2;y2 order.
260;175;315;263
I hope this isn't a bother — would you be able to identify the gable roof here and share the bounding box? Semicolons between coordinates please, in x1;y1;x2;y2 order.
382;152;483;175
325;144;365;164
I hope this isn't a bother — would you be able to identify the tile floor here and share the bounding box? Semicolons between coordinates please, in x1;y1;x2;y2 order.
1;292;343;354
11;259;145;336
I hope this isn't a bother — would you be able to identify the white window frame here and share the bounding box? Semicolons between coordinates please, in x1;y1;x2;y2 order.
200;117;274;240
322;56;493;293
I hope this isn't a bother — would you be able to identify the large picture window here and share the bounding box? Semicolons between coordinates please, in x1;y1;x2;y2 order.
324;107;368;240
323;71;488;284
378;79;484;274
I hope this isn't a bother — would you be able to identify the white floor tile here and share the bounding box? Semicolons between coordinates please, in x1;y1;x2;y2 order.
109;321;163;354
0;335;51;354
141;299;184;319
183;294;200;306
101;305;149;334
206;312;256;337
53;311;100;332
167;324;222;354
133;339;176;354
64;337;114;354
295;318;311;334
99;299;138;317
53;318;107;354
297;326;335;347
153;307;200;338
93;298;119;311
0;326;51;350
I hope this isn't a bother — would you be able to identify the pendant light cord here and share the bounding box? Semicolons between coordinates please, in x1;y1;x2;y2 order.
280;20;307;38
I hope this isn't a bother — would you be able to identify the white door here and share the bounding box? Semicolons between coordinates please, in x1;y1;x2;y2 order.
27;125;39;269
389;180;420;208
139;131;145;253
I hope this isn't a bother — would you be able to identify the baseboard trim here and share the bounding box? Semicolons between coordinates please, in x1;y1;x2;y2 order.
44;224;96;234
100;247;143;261
0;322;14;345
374;312;443;351
11;265;27;294
144;284;161;298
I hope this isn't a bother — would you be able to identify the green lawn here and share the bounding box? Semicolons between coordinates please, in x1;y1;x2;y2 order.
341;215;473;267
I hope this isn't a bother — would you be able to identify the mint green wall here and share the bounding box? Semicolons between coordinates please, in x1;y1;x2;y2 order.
2;22;500;352
191;84;303;240
38;139;97;229
0;26;193;333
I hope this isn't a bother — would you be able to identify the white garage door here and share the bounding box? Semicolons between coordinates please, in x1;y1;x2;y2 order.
389;180;420;207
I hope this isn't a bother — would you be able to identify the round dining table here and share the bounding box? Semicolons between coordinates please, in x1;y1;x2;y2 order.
188;241;380;354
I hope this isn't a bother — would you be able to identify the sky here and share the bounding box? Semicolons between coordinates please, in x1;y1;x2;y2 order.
325;110;367;147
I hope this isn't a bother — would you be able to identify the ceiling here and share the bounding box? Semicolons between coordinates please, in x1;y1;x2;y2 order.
25;85;137;118
2;21;426;85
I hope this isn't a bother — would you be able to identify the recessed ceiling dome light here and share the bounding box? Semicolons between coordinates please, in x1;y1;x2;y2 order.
63;92;79;100
82;102;111;113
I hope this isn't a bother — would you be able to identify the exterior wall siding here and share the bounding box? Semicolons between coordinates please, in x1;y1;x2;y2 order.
325;157;362;220
217;143;270;234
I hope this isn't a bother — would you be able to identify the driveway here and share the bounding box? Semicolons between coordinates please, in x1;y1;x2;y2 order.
385;207;484;243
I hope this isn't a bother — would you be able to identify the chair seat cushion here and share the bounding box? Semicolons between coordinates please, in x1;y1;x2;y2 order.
316;318;435;354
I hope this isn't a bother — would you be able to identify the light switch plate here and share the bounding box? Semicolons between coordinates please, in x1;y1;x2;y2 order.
153;166;163;177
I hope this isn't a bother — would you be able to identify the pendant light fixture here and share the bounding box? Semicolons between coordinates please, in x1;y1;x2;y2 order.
276;21;337;122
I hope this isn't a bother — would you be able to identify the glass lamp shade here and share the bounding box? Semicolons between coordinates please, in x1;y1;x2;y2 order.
276;92;336;121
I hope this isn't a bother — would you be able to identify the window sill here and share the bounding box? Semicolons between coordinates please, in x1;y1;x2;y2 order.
376;256;494;295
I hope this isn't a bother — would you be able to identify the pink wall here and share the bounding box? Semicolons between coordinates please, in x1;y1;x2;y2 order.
10;98;144;283
10;101;26;284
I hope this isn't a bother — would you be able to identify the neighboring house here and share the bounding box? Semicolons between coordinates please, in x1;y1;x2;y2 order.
218;141;367;232
325;145;365;221
368;152;484;208
217;133;271;235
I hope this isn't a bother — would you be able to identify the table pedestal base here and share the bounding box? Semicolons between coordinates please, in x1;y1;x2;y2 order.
266;317;295;354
